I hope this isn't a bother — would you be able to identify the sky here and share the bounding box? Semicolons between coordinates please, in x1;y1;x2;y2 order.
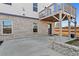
62;3;79;27
72;3;79;26
3;20;12;26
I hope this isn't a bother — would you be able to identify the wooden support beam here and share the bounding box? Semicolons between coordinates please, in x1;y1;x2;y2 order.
52;22;55;35
53;15;59;21
67;15;71;21
62;14;66;20
74;20;76;38
59;13;62;40
67;15;71;39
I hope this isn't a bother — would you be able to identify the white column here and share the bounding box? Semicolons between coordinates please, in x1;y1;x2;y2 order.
59;13;62;40
74;20;76;38
68;19;71;39
52;22;55;35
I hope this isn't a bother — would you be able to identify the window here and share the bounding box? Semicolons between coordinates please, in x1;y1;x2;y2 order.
54;22;60;28
33;23;38;32
3;20;12;34
33;3;38;12
4;3;12;5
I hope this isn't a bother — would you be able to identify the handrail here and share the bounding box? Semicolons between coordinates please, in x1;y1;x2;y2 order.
39;3;55;13
39;3;76;19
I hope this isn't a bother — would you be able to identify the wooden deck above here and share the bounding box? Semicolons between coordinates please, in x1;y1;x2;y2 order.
39;3;76;22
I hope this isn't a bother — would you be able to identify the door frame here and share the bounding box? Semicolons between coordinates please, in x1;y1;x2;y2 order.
48;23;52;35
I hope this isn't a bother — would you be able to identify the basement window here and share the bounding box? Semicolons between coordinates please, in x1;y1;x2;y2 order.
33;23;38;32
3;20;12;34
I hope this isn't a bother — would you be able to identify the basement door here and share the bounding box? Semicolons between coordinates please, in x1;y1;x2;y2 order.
48;23;52;35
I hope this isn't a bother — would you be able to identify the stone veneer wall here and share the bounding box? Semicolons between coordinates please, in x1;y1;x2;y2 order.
50;40;79;56
0;14;54;41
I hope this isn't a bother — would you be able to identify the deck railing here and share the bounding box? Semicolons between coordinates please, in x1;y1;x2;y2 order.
39;3;76;19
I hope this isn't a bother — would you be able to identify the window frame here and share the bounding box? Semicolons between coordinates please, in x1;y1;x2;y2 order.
1;20;13;35
33;23;38;32
33;3;38;12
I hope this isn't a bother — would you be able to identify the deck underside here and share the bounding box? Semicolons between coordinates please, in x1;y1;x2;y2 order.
40;12;75;22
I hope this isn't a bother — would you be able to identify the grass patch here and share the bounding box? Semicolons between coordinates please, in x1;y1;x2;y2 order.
66;39;79;46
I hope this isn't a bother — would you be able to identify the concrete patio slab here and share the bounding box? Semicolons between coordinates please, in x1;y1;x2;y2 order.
0;36;63;56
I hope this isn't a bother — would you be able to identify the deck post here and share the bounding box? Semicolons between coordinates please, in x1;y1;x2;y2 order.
74;20;76;38
59;12;62;40
52;22;55;35
74;8;76;39
68;16;71;40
